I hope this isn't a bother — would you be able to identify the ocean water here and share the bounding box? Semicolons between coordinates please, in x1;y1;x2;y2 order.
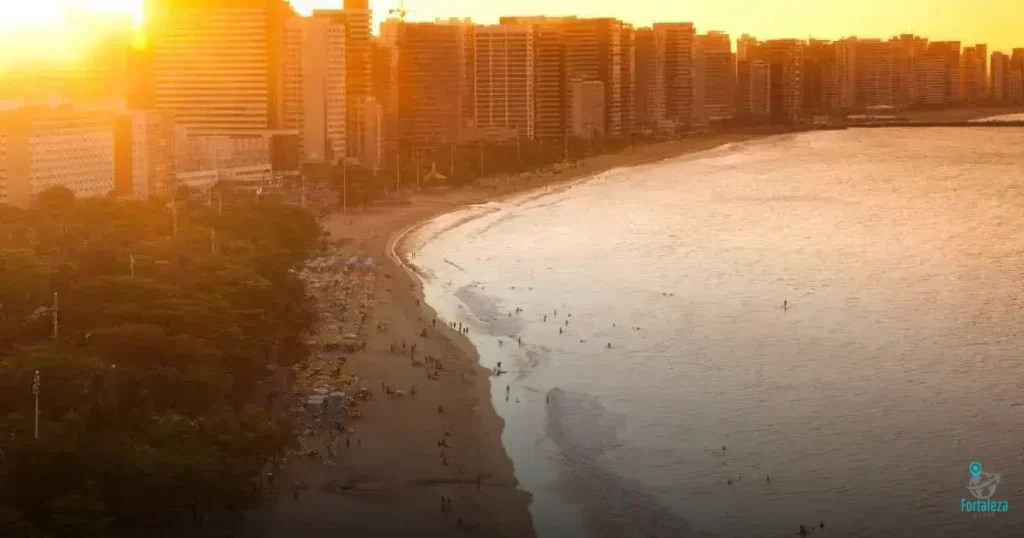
403;128;1024;538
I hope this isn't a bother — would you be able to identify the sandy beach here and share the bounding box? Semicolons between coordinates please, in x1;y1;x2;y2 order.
237;132;772;538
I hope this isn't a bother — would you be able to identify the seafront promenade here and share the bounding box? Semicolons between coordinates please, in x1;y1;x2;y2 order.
856;120;1024;128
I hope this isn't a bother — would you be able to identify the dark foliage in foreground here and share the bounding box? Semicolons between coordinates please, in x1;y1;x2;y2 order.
0;187;322;537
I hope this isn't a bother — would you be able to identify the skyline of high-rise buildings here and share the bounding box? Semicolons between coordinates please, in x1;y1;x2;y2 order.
4;2;1024;208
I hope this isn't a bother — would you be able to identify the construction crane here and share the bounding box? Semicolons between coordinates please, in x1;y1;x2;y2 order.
388;0;408;20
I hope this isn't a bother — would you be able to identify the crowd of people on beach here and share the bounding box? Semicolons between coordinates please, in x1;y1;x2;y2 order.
297;257;508;532
285;233;802;536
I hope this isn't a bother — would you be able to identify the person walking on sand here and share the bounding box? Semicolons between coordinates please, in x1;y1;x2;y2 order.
783;300;788;311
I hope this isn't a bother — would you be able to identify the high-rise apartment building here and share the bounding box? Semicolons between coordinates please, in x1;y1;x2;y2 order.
633;28;659;131
1011;49;1024;73
854;39;896;108
561;18;629;136
736;34;759;62
694;32;736;121
124;110;176;200
803;40;840;117
912;52;947;105
570;81;606;137
282;16;346;163
975;44;988;99
653;23;696;131
761;39;804;124
358;97;384;171
0;131;6;204
473;25;536;139
1007;49;1024;105
454;19;478;135
960;44;988;102
620;24;636;135
991;51;1009;104
0;108;117;207
736;58;771;122
834;38;858;109
145;0;294;131
313;2;372;160
890;34;927;107
392;22;465;149
928;41;962;103
500;16;630;138
370;37;398;164
499;17;571;141
533;24;569;141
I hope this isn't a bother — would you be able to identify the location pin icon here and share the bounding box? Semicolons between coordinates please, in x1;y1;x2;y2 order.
969;461;983;478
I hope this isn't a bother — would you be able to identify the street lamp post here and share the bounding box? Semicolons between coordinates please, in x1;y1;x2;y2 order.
395;147;402;193
515;126;522;167
51;293;58;341
32;370;40;440
342;159;348;214
478;140;484;177
414;151;421;189
171;199;178;236
563;126;569;162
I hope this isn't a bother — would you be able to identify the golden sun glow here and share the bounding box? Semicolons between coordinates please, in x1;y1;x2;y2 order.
0;0;143;68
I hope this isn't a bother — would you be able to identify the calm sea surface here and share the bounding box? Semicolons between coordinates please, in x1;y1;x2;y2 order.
404;128;1024;538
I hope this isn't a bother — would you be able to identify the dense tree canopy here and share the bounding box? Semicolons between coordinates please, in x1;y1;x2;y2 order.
0;188;321;537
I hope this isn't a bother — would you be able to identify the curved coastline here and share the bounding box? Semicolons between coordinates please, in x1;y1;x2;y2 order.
240;133;776;538
346;123;1024;536
383;132;778;538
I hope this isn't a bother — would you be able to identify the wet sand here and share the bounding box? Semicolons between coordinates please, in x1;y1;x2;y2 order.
238;134;771;538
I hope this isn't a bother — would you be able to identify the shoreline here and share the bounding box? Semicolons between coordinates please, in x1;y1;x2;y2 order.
240;131;779;538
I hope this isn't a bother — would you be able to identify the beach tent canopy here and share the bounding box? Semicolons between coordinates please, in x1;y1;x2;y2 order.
423;162;448;184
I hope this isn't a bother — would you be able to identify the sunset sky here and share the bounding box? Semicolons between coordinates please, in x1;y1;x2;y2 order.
1;0;1023;68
